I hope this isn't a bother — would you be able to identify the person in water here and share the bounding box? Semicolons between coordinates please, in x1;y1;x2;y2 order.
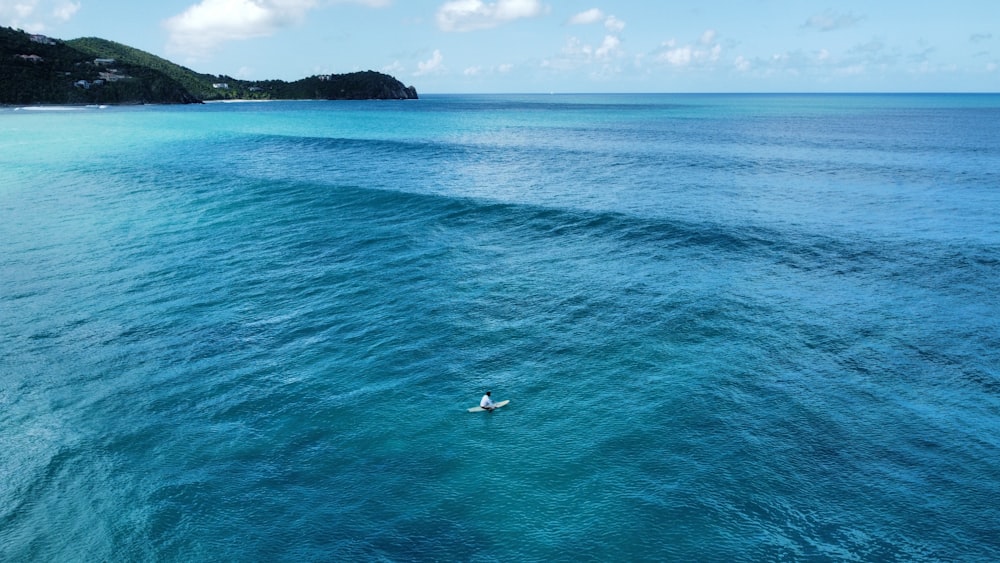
480;391;495;412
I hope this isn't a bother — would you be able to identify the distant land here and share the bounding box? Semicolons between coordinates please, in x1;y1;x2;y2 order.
0;26;418;106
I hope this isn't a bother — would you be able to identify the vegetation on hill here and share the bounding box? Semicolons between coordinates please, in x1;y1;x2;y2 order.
1;26;418;105
68;37;418;101
67;36;221;100
1;27;200;105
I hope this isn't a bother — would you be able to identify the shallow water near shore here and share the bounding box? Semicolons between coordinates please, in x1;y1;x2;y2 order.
2;94;999;561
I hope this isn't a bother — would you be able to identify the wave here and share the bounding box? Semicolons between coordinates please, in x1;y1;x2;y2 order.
118;122;996;296
15;106;87;111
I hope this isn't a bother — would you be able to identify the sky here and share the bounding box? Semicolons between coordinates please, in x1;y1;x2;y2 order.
2;0;998;93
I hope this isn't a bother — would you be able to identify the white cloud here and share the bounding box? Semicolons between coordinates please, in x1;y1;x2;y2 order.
804;10;864;32
0;0;80;32
661;42;691;66
463;62;513;77
566;8;623;34
415;49;445;76
541;31;626;76
567;8;602;26
548;8;626;71
436;0;546;32
53;1;79;22
163;0;387;57
837;64;865;76
540;37;587;71
595;34;621;60
845;38;901;68
604;15;624;33
164;0;318;56
382;60;405;75
336;0;390;5
655;31;722;68
561;36;590;57
3;2;30;18
730;48;882;81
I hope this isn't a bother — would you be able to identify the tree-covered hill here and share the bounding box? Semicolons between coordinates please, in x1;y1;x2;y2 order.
67;36;221;100
1;26;418;105
1;26;200;105
68;38;418;101
275;71;419;101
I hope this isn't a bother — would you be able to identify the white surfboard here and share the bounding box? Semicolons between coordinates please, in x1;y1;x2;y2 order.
468;399;509;412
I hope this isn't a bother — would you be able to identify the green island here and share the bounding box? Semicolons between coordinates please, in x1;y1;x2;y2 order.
0;26;418;105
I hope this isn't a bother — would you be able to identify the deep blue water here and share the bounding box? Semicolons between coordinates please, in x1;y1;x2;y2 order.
2;94;999;561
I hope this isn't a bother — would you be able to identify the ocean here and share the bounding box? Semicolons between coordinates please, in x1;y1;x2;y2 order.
1;94;998;561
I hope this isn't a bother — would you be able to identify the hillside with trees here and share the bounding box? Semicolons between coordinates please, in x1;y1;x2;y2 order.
67;36;222;101
1;26;418;105
0;27;200;105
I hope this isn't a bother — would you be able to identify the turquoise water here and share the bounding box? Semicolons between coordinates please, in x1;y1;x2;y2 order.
2;94;999;561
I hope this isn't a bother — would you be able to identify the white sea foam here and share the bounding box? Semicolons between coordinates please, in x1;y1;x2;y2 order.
15;106;89;111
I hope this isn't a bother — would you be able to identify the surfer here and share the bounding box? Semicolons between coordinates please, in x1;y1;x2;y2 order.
480;391;495;412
